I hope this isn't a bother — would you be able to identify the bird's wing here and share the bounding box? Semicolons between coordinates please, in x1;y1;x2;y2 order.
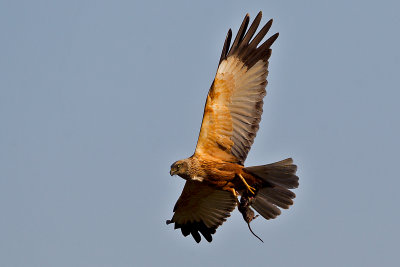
194;12;279;165
167;181;236;243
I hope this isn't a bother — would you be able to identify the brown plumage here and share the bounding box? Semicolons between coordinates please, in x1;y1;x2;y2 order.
167;11;299;243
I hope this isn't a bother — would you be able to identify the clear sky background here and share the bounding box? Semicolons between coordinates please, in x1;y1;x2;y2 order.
1;0;399;266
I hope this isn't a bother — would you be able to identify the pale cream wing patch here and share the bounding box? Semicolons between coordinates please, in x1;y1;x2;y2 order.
195;56;268;164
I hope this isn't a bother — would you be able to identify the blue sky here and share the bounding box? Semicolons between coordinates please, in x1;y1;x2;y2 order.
1;0;399;266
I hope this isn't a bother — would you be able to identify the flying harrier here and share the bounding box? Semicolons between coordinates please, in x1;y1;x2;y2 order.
167;11;299;243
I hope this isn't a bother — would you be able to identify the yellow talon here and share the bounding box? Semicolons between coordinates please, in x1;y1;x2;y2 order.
224;187;240;205
229;188;238;198
238;174;256;195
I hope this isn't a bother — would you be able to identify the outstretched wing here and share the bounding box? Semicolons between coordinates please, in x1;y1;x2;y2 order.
167;181;236;243
194;12;279;165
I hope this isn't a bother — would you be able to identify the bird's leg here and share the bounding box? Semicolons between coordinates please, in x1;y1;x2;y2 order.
238;173;256;195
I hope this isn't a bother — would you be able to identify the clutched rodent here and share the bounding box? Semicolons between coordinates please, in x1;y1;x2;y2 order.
238;192;263;243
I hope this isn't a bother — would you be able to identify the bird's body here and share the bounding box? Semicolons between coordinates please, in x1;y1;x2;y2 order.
171;155;260;192
167;11;299;243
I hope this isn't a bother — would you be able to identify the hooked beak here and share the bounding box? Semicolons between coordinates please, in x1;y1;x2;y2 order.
170;169;175;176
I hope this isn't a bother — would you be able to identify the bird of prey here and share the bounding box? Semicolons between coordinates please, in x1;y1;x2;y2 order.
167;11;299;243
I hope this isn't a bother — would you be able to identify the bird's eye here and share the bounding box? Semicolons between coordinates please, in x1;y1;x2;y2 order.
176;164;180;170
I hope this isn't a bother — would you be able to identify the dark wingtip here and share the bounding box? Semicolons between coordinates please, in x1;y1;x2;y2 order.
256;11;262;21
191;229;202;243
168;220;217;243
224;12;278;68
219;28;233;64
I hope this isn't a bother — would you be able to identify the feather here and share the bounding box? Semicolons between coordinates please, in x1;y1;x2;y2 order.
194;12;278;164
168;181;236;243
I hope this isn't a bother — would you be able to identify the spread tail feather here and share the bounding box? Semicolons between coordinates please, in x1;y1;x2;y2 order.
244;158;299;220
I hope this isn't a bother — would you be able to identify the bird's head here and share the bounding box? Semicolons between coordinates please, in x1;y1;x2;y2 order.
170;160;189;178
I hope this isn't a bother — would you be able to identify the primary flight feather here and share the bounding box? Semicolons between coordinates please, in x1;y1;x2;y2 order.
167;11;299;243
